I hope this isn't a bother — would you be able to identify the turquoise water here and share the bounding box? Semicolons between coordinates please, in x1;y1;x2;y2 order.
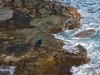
57;0;100;75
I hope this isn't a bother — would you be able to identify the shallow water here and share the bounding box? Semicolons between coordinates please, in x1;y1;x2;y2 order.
57;0;100;75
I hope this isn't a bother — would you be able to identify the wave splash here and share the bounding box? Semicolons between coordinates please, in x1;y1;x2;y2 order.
0;66;15;75
58;0;100;75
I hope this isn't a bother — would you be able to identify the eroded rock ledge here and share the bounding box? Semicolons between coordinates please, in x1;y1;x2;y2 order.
0;0;90;75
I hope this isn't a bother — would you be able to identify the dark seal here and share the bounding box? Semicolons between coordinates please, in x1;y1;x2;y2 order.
35;39;42;48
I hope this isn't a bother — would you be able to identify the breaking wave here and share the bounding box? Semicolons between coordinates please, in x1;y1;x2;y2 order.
0;66;15;75
57;0;100;75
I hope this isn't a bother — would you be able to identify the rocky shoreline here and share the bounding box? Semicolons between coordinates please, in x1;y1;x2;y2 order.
0;0;90;75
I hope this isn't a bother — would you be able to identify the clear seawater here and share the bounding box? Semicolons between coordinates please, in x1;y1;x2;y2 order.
56;0;100;75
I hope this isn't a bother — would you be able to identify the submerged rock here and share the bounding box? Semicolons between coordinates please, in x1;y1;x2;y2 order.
75;29;95;38
0;0;90;75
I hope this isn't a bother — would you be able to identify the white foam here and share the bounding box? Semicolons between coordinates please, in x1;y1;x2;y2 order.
71;64;100;75
57;0;100;74
0;66;16;75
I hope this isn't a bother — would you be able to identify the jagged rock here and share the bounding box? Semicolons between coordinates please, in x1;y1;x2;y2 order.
75;29;95;38
0;0;80;31
71;45;87;57
0;0;90;75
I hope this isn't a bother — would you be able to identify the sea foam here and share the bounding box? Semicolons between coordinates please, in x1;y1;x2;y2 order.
57;0;100;75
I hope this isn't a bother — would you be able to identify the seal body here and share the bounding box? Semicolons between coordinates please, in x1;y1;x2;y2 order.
35;39;42;48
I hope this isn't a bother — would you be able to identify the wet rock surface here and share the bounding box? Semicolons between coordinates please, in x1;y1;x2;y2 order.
0;0;90;75
0;71;3;75
75;29;95;38
71;45;87;57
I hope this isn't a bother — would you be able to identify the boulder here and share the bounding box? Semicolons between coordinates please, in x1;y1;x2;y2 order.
71;45;87;57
